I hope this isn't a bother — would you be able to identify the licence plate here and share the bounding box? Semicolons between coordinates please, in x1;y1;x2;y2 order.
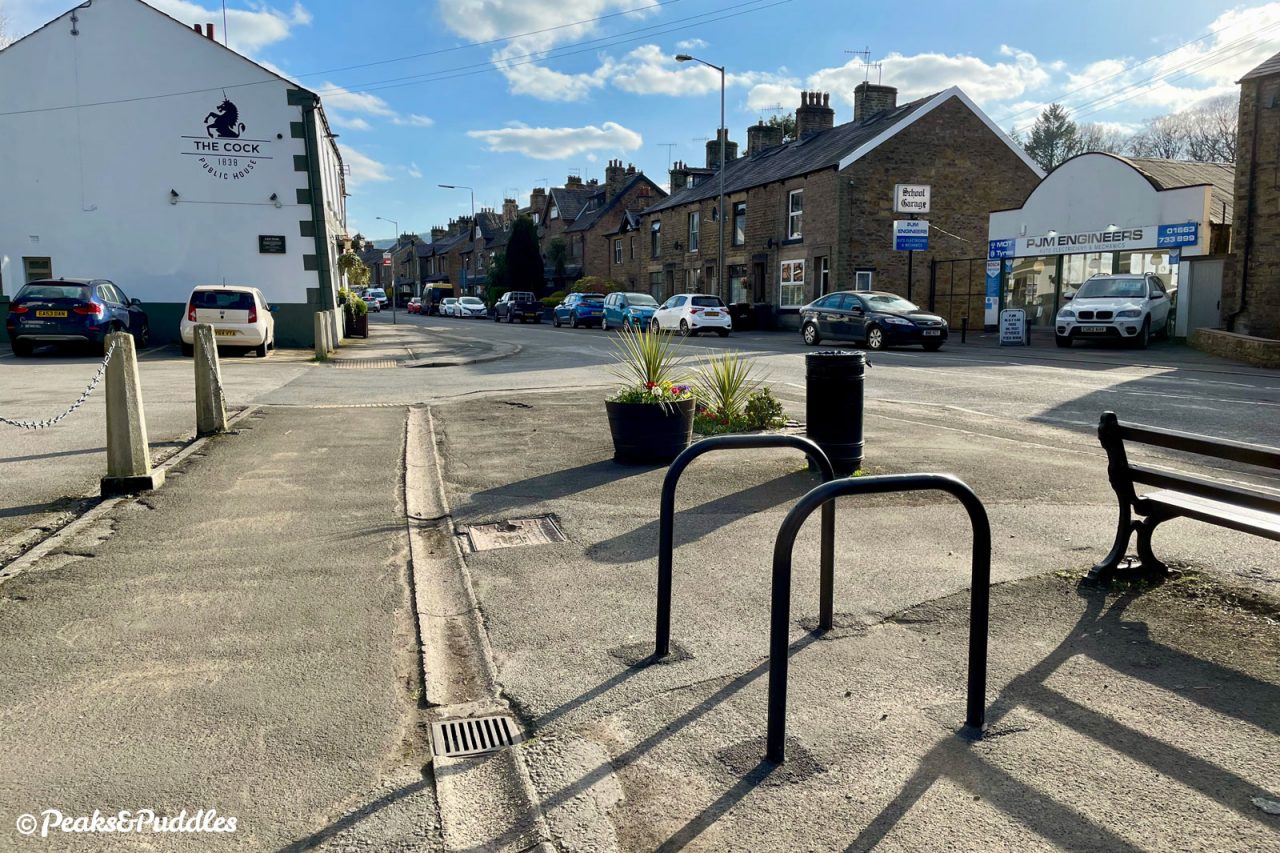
922;330;941;336
214;329;236;337
35;310;67;318
1080;325;1107;333
704;311;720;317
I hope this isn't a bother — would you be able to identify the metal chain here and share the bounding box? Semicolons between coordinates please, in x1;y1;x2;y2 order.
0;340;119;430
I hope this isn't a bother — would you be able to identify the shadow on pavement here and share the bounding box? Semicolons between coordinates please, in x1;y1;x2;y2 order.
276;774;435;852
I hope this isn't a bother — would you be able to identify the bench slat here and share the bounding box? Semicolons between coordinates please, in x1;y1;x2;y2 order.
1117;422;1280;470
1130;464;1280;515
1144;489;1280;540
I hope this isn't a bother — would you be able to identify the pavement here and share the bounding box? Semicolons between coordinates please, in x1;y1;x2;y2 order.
1;316;1278;850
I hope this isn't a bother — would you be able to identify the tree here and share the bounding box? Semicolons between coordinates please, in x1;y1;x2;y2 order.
1184;94;1238;163
0;4;14;48
505;216;544;293
547;238;568;284
1128;113;1187;159
767;112;796;143
1023;104;1080;172
486;253;510;306
1075;122;1130;155
337;251;370;289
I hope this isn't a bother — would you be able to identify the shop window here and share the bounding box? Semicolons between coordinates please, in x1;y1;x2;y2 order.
787;190;803;239
732;201;746;246
780;259;806;307
1006;256;1058;326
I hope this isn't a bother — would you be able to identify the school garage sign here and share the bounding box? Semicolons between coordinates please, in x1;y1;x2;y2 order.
181;97;273;181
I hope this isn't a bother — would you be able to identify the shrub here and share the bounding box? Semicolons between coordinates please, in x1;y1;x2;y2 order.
743;387;786;430
572;276;621;294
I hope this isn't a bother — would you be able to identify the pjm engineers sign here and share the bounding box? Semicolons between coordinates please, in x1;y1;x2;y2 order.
996;222;1201;257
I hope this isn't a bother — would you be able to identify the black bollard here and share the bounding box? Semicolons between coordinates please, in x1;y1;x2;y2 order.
961;317;968;344
805;350;865;475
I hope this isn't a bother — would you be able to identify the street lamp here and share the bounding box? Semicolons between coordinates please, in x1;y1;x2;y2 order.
676;53;726;303
375;215;400;324
439;184;476;297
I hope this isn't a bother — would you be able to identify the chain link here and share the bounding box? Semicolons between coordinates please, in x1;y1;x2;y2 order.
0;340;120;430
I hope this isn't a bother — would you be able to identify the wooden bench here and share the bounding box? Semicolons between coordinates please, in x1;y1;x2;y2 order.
1091;411;1280;582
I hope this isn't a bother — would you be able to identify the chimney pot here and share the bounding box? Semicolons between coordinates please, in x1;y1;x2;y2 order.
205;23;214;39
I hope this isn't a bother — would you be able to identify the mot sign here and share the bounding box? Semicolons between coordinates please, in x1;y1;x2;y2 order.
893;220;929;251
894;184;931;214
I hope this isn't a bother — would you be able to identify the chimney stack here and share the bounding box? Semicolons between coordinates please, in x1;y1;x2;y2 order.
530;186;547;213
795;91;835;139
669;160;691;192
704;129;739;170
431;226;447;242
605;159;630;200
854;82;898;122
746;119;785;154
565;174;584;188
502;197;519;222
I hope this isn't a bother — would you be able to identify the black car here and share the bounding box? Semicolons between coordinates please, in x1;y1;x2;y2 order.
800;290;947;351
5;278;149;356
494;291;542;323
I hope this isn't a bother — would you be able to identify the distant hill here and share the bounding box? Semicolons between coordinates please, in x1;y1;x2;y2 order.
367;233;430;250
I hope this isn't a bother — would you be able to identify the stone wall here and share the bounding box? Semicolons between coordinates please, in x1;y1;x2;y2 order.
1226;75;1280;339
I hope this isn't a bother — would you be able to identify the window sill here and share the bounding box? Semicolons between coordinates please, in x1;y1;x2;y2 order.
781;237;803;246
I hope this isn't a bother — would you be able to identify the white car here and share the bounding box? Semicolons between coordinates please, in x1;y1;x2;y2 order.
440;298;459;317
180;285;275;357
649;293;731;337
362;288;389;310
1055;273;1172;349
456;296;488;318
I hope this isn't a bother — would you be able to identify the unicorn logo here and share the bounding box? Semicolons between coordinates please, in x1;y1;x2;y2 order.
204;98;245;139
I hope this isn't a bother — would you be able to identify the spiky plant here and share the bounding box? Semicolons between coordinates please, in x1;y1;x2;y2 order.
696;350;762;420
608;324;691;407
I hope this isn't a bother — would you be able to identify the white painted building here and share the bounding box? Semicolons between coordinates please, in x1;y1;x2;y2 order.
0;0;347;346
987;152;1232;337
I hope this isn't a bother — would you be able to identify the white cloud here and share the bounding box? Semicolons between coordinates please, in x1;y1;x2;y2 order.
408;162;423;179
149;0;310;54
318;82;395;116
392;114;435;127
331;115;372;131
339;145;391;188
495;55;614;101
467;121;642;160
675;38;707;50
610;44;796;98
746;82;801;111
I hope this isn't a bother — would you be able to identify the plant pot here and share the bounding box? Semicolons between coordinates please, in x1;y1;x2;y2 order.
606;397;696;464
349;311;369;338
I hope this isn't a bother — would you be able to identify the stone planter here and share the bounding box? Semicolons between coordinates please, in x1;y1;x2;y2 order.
605;397;696;464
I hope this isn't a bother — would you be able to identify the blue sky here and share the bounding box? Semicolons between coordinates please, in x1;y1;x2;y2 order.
4;0;1275;240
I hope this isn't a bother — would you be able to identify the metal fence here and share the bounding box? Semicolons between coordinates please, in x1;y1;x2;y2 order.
928;257;987;330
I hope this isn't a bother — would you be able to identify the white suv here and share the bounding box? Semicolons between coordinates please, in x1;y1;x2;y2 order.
1056;274;1172;349
649;293;731;337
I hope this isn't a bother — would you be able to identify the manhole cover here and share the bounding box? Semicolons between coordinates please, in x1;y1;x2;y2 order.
431;715;522;758
463;516;565;552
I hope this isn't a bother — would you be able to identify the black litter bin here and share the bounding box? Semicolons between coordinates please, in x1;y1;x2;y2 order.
729;302;754;331
805;350;865;475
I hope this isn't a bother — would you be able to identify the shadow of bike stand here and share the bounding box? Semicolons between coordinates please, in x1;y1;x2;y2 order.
655;434;837;658
767;473;993;763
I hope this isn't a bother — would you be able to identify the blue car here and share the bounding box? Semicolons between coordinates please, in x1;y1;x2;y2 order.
601;291;660;331
6;278;150;357
553;292;605;328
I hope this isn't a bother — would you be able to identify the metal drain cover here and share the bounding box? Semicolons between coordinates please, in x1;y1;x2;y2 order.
332;358;402;369
431;715;523;758
463;516;565;552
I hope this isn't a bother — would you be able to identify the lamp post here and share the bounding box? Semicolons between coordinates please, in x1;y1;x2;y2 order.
376;215;399;324
676;54;726;302
439;184;476;297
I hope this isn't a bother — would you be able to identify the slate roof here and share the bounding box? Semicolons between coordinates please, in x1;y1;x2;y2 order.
1123;156;1235;224
565;174;666;234
643;93;936;215
549;186;597;221
1241;49;1280;82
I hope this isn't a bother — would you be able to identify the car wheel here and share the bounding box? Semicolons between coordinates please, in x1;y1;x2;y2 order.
601;316;608;331
494;312;500;322
650;318;660;333
181;342;194;357
507;312;515;324
571;312;579;329
716;329;729;338
1055;334;1072;348
136;322;150;348
11;339;33;357
679;319;691;336
923;342;942;352
1133;318;1150;350
553;313;561;327
802;322;821;346
865;325;885;350
255;340;268;358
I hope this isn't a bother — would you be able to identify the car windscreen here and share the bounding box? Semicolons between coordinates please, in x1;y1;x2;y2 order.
16;284;91;302
624;293;658;306
1075;278;1146;299
459;297;484;305
691;296;724;307
192;290;255;309
865;294;919;313
367;290;386;297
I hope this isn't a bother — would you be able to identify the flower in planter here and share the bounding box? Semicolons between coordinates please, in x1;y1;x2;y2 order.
608;326;694;411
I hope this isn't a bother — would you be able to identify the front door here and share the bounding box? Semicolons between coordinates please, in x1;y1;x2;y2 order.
752;262;766;302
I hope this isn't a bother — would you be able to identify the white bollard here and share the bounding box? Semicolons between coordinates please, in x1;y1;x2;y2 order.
314;311;328;360
193;323;228;436
101;331;164;496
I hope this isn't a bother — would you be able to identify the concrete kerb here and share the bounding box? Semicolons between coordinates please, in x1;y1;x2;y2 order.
0;405;259;588
404;405;553;852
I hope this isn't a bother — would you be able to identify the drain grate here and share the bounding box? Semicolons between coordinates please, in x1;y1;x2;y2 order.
431;715;522;758
331;358;402;369
463;515;566;552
